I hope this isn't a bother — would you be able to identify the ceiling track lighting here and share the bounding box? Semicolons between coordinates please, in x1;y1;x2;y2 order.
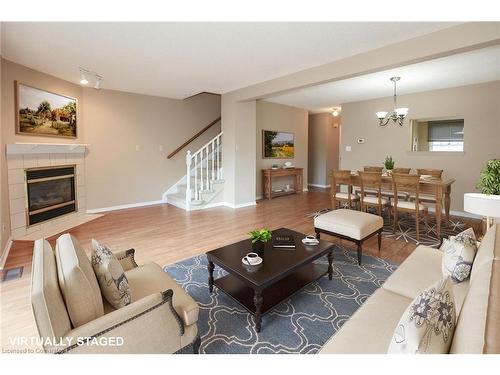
94;75;102;90
79;67;103;89
79;68;89;85
376;76;409;127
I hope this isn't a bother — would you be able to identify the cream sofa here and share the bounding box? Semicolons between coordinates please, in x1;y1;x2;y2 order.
320;224;500;354
31;234;200;354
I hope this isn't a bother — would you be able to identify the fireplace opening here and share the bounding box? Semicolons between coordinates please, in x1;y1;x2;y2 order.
26;165;77;226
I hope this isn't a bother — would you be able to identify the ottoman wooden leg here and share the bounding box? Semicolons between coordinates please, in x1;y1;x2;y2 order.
315;229;320;240
357;242;362;265
378;230;382;253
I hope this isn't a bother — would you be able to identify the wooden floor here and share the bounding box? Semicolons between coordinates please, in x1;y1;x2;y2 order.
0;188;481;351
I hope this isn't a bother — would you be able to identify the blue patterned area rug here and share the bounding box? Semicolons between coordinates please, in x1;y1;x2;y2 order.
165;246;397;354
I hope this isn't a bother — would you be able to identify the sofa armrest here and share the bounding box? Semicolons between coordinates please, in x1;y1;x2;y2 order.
54;290;187;354
114;248;138;271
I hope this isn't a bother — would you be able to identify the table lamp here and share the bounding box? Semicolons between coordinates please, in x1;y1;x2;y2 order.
464;193;500;230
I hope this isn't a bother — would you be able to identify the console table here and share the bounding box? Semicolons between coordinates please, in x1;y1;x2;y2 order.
262;167;303;200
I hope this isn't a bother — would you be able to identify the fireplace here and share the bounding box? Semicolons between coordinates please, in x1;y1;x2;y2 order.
26;165;77;226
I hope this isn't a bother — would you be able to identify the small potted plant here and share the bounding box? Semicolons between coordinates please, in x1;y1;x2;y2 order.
249;228;272;254
477;159;500;195
384;155;395;175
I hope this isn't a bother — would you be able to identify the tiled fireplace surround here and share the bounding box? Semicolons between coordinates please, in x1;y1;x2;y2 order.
6;146;87;240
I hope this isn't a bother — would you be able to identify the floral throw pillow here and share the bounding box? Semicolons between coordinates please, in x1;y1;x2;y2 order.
441;227;478;283
91;239;131;309
388;278;456;354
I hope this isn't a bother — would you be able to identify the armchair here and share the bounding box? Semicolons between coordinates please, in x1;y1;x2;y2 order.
31;236;200;354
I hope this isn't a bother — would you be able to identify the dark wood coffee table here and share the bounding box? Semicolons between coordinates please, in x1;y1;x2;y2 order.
206;228;335;332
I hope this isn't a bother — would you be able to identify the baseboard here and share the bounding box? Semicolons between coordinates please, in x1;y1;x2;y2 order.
86;200;166;214
425;206;482;220
0;237;13;271
308;183;331;189
222;201;257;209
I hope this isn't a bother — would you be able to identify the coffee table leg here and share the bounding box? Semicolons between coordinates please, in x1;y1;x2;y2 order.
327;251;334;280
207;260;214;293
253;289;263;332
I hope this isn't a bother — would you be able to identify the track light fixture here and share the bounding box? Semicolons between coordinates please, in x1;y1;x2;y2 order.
94;75;102;90
78;67;103;89
79;68;89;85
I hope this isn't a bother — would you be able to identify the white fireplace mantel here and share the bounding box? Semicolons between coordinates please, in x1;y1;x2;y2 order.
6;143;89;155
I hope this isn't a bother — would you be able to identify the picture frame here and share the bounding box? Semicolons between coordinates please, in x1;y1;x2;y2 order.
15;81;78;138
262;130;295;159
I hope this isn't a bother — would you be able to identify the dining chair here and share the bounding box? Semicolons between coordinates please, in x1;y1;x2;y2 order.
412;168;444;204
392;168;411;174
359;171;389;216
355;166;384;196
363;166;384;172
391;173;429;241
381;168;411;201
331;170;360;210
416;168;443;178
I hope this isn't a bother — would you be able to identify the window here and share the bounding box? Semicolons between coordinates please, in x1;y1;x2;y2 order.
410;118;464;152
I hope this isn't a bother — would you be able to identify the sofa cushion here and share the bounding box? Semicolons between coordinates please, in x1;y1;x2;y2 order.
450;225;499;354
319;288;411;354
31;239;72;340
314;209;383;240
91;239;131;309
125;262;199;326
470;224;499;282
388;278;457;354
441;228;477;283
382;245;469;313
383;245;442;300
55;234;104;327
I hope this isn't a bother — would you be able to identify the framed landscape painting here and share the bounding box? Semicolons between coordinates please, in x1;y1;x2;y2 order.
263;130;295;158
15;81;77;138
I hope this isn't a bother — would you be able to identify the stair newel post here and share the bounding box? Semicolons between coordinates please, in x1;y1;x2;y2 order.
194;153;198;200
216;135;220;180
205;146;209;190
211;140;215;182
185;150;192;205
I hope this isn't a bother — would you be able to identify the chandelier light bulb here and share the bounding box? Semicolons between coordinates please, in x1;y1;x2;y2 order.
376;111;388;119
396;108;409;117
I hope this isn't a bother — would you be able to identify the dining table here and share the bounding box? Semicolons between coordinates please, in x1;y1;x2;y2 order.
339;172;456;239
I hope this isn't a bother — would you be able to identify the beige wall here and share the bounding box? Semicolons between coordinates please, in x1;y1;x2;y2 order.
340;81;500;212
308;113;340;186
222;23;500;206
83;89;220;209
1;59;220;242
256;101;308;198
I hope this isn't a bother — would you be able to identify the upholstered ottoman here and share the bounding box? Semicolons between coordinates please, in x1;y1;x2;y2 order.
314;209;383;265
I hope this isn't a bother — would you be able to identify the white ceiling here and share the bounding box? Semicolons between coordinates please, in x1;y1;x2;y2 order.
267;45;500;113
0;22;457;99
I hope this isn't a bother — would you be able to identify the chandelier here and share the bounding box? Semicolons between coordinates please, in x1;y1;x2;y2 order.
376;76;408;127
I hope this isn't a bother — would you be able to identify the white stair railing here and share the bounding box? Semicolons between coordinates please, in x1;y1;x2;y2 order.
186;132;223;206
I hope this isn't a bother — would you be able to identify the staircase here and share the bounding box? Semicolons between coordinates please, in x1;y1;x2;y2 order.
165;132;224;210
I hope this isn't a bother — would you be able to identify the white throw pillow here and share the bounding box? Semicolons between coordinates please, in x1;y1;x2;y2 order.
91;239;131;309
441;228;478;283
388;278;456;354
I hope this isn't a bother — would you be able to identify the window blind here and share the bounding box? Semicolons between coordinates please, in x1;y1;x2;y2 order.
428;120;464;142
